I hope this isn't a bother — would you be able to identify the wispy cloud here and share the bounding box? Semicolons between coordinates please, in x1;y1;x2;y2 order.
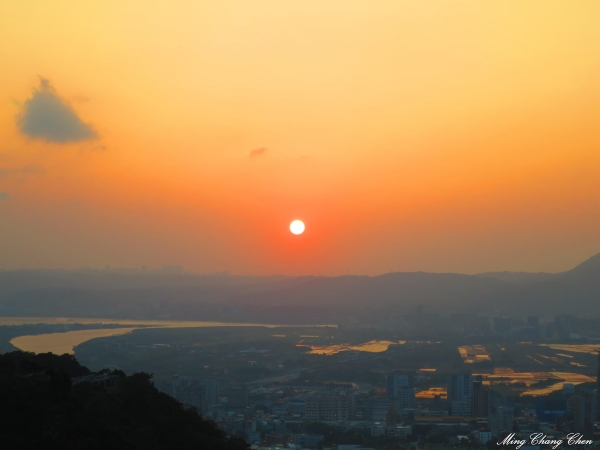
18;78;98;143
249;147;267;158
0;164;45;180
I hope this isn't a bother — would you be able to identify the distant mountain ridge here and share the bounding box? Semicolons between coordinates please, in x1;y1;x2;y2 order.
473;271;554;284
0;252;598;320
563;252;600;279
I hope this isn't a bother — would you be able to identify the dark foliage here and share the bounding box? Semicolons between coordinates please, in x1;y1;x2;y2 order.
0;350;92;377
0;351;249;450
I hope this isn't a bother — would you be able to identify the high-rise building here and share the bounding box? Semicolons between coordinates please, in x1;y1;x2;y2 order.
165;375;218;412
448;373;472;415
226;386;248;409
554;315;573;339
198;379;219;407
364;398;391;421
305;395;319;420
573;390;597;439
396;386;416;411
448;373;489;417
176;384;203;410
563;383;575;396
386;371;415;414
489;406;514;433
432;394;445;412
535;397;567;422
450;399;471;416
386;371;413;399
471;379;490;417
524;316;541;337
169;375;206;411
448;373;472;401
305;389;356;422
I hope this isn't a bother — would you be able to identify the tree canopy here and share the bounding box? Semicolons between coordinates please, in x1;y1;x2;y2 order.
0;351;248;450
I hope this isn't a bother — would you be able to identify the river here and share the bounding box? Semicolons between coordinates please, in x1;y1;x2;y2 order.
3;316;336;355
10;328;139;355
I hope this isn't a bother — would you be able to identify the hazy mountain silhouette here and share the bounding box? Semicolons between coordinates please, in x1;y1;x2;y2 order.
473;271;554;284
562;252;600;280
0;252;599;320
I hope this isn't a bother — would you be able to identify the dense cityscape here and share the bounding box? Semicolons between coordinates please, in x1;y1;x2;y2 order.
2;256;600;449
137;314;600;450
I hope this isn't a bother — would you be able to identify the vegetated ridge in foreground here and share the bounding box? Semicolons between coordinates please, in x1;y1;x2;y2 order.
0;351;248;450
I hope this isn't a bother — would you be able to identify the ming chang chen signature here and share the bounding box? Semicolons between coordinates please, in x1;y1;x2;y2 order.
498;432;593;449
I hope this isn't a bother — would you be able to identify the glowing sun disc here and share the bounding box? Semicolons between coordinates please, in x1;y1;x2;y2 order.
290;220;305;235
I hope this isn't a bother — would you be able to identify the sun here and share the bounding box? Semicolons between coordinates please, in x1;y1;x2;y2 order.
290;220;305;235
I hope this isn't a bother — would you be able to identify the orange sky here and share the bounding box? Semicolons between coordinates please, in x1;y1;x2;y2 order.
0;1;599;275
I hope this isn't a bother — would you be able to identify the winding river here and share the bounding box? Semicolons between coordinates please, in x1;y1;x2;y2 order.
3;317;336;355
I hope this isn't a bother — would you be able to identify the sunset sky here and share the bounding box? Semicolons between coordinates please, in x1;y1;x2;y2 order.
1;1;599;275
